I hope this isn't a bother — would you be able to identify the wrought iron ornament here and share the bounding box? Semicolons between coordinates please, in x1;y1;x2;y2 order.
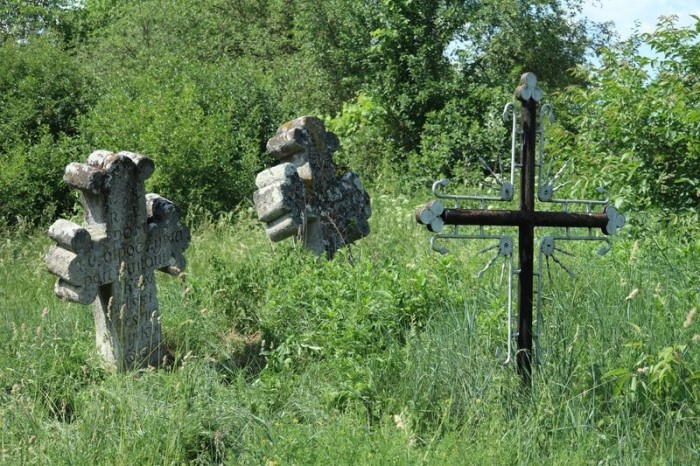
416;73;625;383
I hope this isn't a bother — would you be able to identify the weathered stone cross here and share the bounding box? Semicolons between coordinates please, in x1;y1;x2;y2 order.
253;116;371;258
417;74;625;382
46;150;190;371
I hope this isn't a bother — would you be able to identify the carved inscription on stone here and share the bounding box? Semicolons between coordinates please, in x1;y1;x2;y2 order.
253;116;371;258
46;150;190;371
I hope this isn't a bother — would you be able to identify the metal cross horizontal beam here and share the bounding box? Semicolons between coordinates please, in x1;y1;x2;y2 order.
430;208;611;232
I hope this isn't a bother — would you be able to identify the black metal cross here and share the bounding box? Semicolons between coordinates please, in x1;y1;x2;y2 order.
416;73;625;382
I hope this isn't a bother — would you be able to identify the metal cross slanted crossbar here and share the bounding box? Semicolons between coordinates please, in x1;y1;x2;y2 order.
416;73;625;383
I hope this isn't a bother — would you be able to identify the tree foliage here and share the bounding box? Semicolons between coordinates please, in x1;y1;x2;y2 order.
0;0;75;42
363;0;469;152
329;0;610;185
553;16;700;212
1;0;696;226
0;37;93;223
455;0;613;89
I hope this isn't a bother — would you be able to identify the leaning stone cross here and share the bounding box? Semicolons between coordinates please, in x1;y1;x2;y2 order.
253;116;371;258
46;150;190;371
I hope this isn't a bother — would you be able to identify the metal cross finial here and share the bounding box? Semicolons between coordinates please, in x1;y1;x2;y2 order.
416;73;625;383
515;72;543;102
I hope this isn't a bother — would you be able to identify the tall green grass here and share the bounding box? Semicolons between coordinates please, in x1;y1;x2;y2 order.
1;195;698;464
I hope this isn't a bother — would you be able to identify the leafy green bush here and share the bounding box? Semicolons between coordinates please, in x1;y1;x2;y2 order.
0;37;92;150
0;37;93;224
79;59;282;216
602;317;699;411
255;249;446;372
417;87;511;188
326;92;396;182
552;16;700;212
0;134;83;225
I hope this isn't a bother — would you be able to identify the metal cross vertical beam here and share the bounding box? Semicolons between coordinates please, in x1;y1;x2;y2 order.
416;73;625;384
517;82;537;381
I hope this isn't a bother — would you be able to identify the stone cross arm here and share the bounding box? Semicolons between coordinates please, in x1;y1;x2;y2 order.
46;152;190;306
46;195;189;305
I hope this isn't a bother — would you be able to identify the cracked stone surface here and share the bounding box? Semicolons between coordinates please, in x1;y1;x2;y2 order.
253;116;371;258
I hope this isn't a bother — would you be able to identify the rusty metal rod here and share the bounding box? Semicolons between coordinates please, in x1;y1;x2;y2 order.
517;96;537;384
441;209;609;230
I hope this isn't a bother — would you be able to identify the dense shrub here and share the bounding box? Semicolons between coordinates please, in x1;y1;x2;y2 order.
552;17;700;212
416;86;512;189
326;93;396;183
0;134;83;225
0;37;92;149
78;59;282;216
0;37;93;224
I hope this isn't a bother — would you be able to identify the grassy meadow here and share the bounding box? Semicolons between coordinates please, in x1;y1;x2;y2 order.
1;193;698;464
